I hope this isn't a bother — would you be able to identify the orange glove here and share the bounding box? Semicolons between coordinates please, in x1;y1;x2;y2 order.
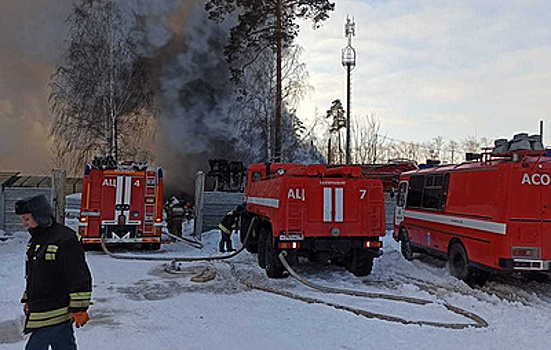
23;303;29;316
72;311;90;328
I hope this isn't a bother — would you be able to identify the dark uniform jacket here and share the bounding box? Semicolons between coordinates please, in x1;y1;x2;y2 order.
218;212;238;235
22;222;92;333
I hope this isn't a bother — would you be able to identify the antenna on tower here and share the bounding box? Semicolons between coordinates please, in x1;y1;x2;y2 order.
342;16;357;164
345;16;356;43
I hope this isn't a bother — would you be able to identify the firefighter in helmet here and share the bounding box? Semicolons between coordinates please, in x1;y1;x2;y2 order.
218;211;239;252
166;196;185;237
183;201;195;221
16;195;92;349
218;204;244;253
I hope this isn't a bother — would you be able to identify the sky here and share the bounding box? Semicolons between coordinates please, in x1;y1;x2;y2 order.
2;0;551;175
295;0;551;145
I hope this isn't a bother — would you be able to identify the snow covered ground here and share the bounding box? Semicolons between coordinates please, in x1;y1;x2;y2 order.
2;227;551;350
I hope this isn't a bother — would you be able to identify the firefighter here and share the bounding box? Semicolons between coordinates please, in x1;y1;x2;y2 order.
218;210;239;252
183;201;195;221
218;204;245;252
15;195;92;350
166;196;185;237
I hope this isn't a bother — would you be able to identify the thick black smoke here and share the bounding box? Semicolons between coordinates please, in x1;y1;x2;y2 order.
131;0;240;198
1;0;238;194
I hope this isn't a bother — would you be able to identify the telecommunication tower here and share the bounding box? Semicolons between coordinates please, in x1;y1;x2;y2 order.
341;16;356;164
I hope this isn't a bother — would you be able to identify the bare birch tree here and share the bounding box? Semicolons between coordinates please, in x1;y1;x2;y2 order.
351;114;386;164
232;45;315;163
49;0;155;173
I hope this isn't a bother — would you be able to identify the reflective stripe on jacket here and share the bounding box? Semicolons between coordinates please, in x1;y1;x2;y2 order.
24;222;92;333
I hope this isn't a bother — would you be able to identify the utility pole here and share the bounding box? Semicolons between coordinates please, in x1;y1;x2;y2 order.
51;169;66;226
274;0;283;162
341;17;356;165
108;0;117;161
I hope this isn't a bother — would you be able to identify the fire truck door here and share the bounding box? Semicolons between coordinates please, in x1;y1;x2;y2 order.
540;173;551;257
323;186;358;223
306;185;347;224
511;169;543;251
394;181;408;226
126;176;144;225
100;175;119;225
101;175;143;226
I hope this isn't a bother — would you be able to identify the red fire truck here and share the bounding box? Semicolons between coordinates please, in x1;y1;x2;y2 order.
394;150;551;285
241;163;385;278
360;160;418;192
79;160;164;250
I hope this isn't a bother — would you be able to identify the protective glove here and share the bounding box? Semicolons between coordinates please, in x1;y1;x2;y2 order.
23;303;29;316
72;311;90;328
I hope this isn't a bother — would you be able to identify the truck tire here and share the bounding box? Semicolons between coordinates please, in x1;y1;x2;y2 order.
346;250;374;277
448;243;488;286
448;243;470;280
146;243;161;251
265;233;286;279
257;225;268;269
400;228;414;261
240;214;258;253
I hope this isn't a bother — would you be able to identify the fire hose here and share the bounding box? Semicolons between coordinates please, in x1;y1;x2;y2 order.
100;218;256;262
100;217;488;329
267;251;489;329
162;228;203;249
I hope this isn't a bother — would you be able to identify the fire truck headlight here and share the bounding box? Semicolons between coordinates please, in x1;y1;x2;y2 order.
155;217;162;223
80;217;87;223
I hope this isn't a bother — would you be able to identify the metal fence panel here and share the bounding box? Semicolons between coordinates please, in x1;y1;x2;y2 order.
201;192;245;231
1;188;51;232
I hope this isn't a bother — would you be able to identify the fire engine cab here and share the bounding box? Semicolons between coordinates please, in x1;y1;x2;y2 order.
241;163;385;278
394;137;551;285
79;157;164;250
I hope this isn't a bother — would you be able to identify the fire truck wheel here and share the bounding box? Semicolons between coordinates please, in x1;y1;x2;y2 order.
241;215;258;253
330;257;346;267
265;234;286;279
346;250;374;277
400;229;414;261
145;243;161;251
257;226;268;269
448;243;471;281
448;243;489;286
83;244;101;252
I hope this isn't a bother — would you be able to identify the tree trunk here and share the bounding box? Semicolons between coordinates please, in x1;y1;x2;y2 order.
328;137;332;164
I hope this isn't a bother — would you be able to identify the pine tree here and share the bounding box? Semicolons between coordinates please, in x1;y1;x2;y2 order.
205;0;335;161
